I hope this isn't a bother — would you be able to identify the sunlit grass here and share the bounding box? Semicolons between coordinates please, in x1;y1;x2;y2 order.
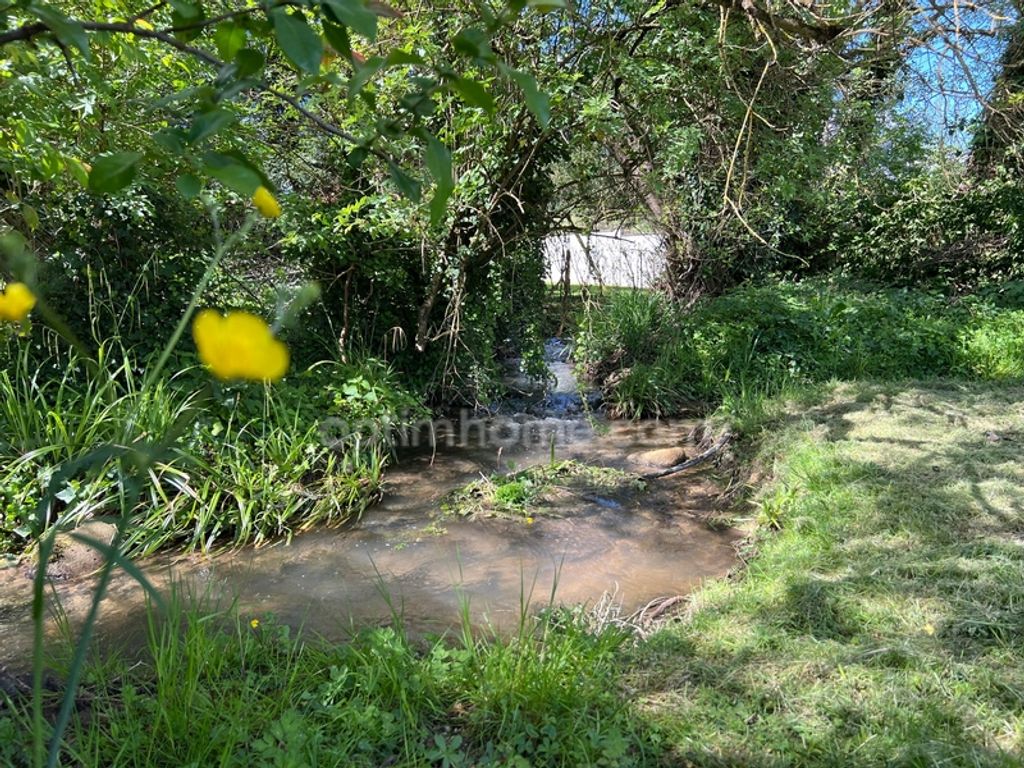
4;381;1024;765
0;345;387;556
628;381;1024;766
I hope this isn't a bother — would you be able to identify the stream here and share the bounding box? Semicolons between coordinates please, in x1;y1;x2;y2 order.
0;345;739;669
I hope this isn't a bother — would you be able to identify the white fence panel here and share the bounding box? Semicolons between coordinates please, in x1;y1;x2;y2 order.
544;230;666;288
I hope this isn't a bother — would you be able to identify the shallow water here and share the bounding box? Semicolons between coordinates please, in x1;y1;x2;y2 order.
0;376;738;669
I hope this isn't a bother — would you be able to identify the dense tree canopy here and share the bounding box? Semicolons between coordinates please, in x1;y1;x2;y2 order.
1;0;1021;391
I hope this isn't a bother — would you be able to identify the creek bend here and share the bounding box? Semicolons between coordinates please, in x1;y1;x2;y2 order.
0;378;739;669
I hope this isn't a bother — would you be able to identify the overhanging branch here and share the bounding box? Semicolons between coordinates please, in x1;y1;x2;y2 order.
0;19;384;157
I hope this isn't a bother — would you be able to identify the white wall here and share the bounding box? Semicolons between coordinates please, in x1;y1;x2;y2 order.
544;230;666;288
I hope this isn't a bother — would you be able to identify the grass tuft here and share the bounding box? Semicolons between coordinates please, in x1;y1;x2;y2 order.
440;460;646;521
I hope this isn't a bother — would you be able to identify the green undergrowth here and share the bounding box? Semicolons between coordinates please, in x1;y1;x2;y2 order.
0;344;426;556
576;279;1024;419
626;380;1024;765
0;593;652;768
440;460;645;521
4;381;1023;766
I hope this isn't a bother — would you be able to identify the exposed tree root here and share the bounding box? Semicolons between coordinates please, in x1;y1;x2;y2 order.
639;429;733;480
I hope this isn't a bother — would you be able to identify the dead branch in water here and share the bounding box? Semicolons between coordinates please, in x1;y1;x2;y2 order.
639;430;733;480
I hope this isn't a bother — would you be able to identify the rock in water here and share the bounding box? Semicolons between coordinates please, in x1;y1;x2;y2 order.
22;520;119;581
630;447;688;468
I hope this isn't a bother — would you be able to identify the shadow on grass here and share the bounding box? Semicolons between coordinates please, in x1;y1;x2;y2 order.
630;381;1024;767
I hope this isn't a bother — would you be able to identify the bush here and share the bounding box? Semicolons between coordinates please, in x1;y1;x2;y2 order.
24;188;212;359
814;168;1024;291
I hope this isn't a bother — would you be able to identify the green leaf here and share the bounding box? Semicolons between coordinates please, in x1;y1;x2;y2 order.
175;173;202;199
168;0;201;19
217;76;260;102
453;26;491;60
235;48;265;78
504;67;550;127
385;49;425;66
366;0;402;17
322;0;377;41
271;9;323;75
28;3;90;59
348;56;385;97
64;156;89;187
214;22;247;61
347;147;369;169
188;108;236;144
0;231;37;284
202;152;261;195
425;137;453;226
449;77;495;113
527;0;567;10
20;203;40;231
0;231;28;266
169;0;204;41
87;151;143;193
388;162;421;202
322;21;352;59
152;127;187;154
55;485;76;504
400;90;437;118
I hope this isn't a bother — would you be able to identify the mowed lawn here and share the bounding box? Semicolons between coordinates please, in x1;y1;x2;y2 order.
630;381;1024;767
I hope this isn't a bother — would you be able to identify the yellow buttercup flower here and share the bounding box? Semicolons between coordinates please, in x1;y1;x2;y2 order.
250;618;260;629
252;186;281;218
192;310;289;382
0;282;36;322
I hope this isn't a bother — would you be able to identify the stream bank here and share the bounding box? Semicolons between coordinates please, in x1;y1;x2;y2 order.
0;342;741;669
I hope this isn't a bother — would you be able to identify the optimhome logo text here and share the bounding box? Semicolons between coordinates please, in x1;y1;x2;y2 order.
319;410;599;452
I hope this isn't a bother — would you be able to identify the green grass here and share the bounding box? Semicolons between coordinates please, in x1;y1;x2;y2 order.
627;380;1024;766
4;381;1024;766
0;345;418;556
0;591;652;767
576;280;1024;419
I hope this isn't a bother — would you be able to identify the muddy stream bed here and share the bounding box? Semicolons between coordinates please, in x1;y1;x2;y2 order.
0;351;740;669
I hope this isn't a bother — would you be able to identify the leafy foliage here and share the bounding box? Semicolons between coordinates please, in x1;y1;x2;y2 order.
0;344;425;555
578;281;1024;418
